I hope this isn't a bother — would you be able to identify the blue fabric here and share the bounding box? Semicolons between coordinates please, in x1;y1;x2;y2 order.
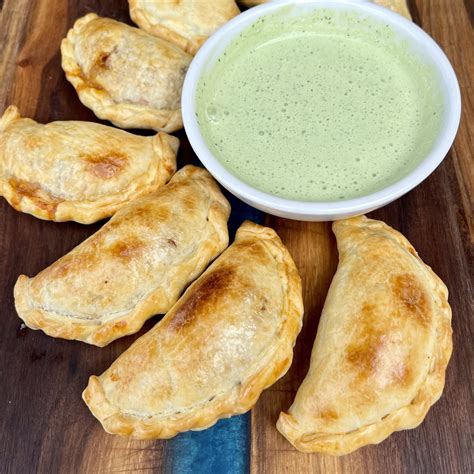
164;414;250;474
163;185;263;474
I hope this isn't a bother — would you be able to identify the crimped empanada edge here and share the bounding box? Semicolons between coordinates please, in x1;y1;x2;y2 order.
0;106;21;201
276;216;453;455
60;13;184;132
187;166;231;250
82;221;304;439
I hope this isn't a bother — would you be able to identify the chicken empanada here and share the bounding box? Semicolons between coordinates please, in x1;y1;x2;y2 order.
0;106;178;224
277;216;452;455
83;221;303;438
239;0;411;19
61;14;192;132
129;0;240;55
14;166;230;347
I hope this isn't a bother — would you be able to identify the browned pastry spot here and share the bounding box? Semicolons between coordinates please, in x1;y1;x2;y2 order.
181;193;199;212
67;68;105;93
8;178;60;219
89;47;119;81
108;238;146;261
23;134;46;150
50;255;86;278
245;240;272;264
169;267;235;331
95;48;116;69
407;246;418;257
391;364;413;387
110;373;120;382
346;301;415;388
346;304;387;383
319;409;339;422
82;151;128;179
392;273;430;326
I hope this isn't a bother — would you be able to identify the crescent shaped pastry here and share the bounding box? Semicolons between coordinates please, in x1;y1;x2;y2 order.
14;166;230;347
129;0;240;55
0;106;178;224
61;13;192;132
83;221;303;438
239;1;411;19
277;216;452;455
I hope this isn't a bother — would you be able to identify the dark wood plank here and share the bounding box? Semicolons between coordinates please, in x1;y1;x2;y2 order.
251;0;473;472
0;1;169;472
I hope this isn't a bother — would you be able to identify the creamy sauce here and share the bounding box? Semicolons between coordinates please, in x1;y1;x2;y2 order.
196;7;444;201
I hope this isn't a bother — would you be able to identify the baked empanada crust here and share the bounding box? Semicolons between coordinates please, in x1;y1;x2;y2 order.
374;0;411;19
239;0;411;19
14;166;230;347
61;14;192;132
129;0;240;55
0;106;178;223
277;216;452;455
83;221;303;438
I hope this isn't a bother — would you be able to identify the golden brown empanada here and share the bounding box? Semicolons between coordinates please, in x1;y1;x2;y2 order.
0;105;178;224
61;13;192;132
14;166;230;347
83;221;303;438
129;0;240;55
239;0;411;19
277;216;452;455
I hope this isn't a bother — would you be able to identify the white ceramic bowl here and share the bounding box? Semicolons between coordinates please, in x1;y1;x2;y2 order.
182;0;461;221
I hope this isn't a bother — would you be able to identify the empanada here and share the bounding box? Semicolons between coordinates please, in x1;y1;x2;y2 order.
83;221;303;438
14;166;230;347
61;13;192;132
129;0;240;55
239;0;411;19
277;216;452;455
0;105;178;224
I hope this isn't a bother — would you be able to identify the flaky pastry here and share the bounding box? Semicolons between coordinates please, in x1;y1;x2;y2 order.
14;166;230;347
0;105;178;223
83;221;303;438
61;13;192;132
277;216;452;455
129;0;240;55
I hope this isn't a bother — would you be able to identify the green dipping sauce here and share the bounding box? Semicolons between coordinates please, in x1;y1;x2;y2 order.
196;6;444;202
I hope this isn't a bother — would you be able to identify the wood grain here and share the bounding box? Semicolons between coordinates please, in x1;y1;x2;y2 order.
252;0;473;472
0;0;472;473
0;1;170;473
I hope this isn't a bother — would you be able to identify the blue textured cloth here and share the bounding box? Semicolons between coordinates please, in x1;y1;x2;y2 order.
164;414;250;474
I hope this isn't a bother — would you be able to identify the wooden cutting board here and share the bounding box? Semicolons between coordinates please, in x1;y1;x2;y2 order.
0;0;472;473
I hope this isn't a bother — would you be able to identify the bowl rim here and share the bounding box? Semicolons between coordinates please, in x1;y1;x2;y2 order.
181;0;462;218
